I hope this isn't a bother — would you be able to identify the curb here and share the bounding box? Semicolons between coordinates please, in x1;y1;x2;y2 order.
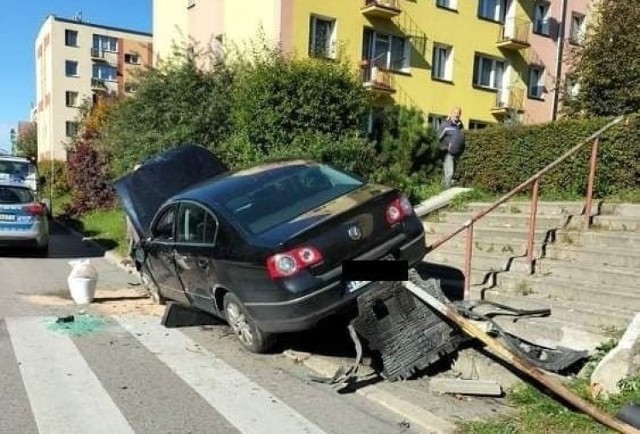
54;219;138;276
283;351;457;434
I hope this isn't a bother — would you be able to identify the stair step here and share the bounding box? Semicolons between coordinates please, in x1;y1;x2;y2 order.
555;228;640;249
495;273;640;310
427;248;530;275
536;259;640;288
545;244;640;269
483;292;634;332
464;201;609;216
612;204;640;218
424;223;554;244
591;215;640;232
438;212;568;230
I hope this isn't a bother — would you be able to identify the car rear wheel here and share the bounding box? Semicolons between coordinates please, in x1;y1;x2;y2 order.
223;293;274;354
140;267;166;305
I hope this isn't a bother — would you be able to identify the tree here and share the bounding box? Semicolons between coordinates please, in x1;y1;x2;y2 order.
565;0;640;116
15;124;38;160
104;50;234;176
368;106;439;198
64;98;118;215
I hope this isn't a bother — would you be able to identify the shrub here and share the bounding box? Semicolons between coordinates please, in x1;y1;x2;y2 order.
64;140;115;215
230;49;371;152
458;114;640;198
369;105;441;200
38;160;70;197
217;130;377;178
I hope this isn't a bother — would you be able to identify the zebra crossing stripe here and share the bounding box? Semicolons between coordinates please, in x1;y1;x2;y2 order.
6;317;135;434
115;315;326;434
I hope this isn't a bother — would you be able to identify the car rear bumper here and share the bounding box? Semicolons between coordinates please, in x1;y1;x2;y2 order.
244;232;427;333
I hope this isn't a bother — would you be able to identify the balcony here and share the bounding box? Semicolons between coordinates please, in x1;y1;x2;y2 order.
361;63;396;94
361;0;401;19
491;86;525;116
91;78;108;91
497;18;531;50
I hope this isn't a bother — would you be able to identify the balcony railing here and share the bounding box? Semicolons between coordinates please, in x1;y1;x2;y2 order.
361;62;396;94
361;0;401;19
497;17;531;50
491;86;525;115
91;78;107;91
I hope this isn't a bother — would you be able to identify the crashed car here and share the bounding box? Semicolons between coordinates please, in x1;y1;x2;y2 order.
115;145;427;353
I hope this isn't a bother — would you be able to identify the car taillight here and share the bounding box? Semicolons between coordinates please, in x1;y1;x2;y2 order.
25;203;46;216
266;246;323;279
385;196;413;225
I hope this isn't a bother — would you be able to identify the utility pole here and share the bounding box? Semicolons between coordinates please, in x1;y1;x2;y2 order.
9;128;17;155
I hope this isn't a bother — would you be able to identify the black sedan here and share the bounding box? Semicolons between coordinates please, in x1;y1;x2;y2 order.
115;145;427;353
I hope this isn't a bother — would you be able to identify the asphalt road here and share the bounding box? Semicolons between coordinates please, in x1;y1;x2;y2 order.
0;224;421;434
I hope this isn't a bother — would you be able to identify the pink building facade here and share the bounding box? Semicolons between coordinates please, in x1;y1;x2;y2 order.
524;0;592;123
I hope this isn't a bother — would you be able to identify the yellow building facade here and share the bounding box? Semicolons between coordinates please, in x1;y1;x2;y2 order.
287;0;533;129
154;0;540;128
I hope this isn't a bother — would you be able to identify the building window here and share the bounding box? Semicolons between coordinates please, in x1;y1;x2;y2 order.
436;0;457;10
92;34;118;52
533;2;551;36
528;66;545;99
472;54;505;90
432;44;453;81
65;60;78;77
362;28;410;72
65;91;79;107
92;64;118;81
469;120;490;130
124;53;140;64
478;0;506;22
309;15;337;59
427;114;447;131
570;13;586;44
65;30;78;47
65;121;79;138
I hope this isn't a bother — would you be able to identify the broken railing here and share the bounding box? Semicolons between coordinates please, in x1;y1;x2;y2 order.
426;115;625;299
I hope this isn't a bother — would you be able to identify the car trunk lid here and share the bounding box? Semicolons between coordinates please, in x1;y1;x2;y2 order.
260;184;406;271
0;185;39;230
113;145;228;237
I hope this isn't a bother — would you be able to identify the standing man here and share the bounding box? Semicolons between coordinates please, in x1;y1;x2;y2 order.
438;107;466;188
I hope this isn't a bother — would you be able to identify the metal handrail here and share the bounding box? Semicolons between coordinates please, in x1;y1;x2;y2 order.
426;115;625;298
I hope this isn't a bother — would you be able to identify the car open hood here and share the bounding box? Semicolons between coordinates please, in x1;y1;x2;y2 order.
113;145;228;237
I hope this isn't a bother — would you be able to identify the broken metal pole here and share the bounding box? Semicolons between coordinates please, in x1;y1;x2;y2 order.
403;280;640;434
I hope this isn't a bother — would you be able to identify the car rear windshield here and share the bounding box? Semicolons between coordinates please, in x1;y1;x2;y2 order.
0;160;36;179
220;164;364;234
0;186;34;204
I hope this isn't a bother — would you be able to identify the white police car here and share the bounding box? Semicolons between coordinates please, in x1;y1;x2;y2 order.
0;156;49;255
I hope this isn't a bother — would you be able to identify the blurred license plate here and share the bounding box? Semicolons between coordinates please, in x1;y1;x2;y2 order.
345;254;394;293
0;214;16;221
346;280;371;293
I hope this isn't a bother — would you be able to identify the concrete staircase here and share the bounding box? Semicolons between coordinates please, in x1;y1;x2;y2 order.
421;201;640;352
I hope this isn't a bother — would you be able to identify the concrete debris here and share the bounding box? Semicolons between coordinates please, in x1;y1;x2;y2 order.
283;349;312;364
429;378;502;397
591;312;640;398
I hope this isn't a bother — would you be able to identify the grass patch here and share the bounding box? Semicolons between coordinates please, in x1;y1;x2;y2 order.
460;339;640;434
79;208;128;256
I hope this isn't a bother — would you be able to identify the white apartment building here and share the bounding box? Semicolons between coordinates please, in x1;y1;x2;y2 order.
35;15;152;161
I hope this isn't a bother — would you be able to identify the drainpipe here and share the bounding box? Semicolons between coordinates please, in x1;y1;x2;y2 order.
551;0;569;121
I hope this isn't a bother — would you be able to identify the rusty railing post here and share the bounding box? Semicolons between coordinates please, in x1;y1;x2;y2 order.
463;224;474;299
526;178;540;273
585;137;600;228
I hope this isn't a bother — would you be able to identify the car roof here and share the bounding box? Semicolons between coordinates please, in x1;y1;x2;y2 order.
0;156;32;163
172;159;318;208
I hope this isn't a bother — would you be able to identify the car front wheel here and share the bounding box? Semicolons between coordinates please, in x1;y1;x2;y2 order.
140;267;166;305
223;293;274;354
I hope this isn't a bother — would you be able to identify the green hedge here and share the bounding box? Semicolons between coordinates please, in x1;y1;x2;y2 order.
459;115;640;197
